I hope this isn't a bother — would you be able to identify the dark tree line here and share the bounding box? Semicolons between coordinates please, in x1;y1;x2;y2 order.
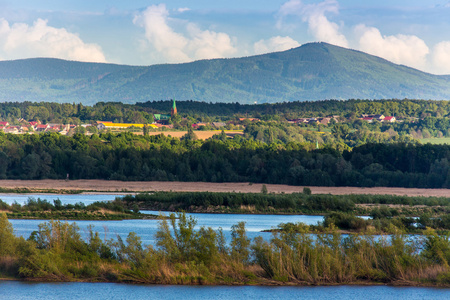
0;131;449;188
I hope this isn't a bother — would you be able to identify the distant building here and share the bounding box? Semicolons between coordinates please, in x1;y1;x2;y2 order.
384;116;396;122
212;122;226;128
171;99;177;116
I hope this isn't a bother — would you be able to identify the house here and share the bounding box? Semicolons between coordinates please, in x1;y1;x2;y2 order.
4;126;19;134
212;122;226;128
0;121;9;127
35;124;50;132
384;116;396;123
153;114;172;124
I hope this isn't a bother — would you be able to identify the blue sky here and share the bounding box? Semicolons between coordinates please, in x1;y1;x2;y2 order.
0;0;449;74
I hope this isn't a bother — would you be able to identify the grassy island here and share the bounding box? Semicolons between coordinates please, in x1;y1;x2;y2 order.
1;212;450;286
0;198;147;220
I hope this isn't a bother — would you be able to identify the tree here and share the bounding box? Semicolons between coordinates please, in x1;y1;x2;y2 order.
261;184;268;194
181;128;198;141
0;213;16;256
230;222;250;264
143;124;149;136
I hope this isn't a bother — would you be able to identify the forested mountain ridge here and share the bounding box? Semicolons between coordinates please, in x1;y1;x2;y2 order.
0;42;449;104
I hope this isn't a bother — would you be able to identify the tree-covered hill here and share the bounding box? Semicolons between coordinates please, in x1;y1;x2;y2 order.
0;42;449;104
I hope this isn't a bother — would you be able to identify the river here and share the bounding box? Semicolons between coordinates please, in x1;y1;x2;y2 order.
0;281;449;299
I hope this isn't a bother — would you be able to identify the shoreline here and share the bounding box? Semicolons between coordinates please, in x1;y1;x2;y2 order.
0;278;447;288
0;180;449;197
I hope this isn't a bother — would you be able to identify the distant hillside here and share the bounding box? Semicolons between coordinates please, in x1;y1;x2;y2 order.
0;42;449;104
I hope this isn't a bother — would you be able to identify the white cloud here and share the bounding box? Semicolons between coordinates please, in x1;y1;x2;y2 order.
134;4;237;63
355;24;429;70
0;18;106;62
254;36;300;54
432;41;450;74
277;0;348;48
177;8;191;13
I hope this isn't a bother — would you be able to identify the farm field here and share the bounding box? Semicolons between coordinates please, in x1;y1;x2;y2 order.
0;180;449;197
133;130;244;139
420;137;450;144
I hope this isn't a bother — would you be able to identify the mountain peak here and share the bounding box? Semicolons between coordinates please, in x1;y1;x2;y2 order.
0;44;448;104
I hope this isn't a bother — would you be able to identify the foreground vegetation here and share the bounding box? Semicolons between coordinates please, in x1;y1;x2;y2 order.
0;198;143;220
1;212;450;286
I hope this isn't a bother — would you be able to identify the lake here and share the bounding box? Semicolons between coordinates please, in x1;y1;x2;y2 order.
2;193;449;298
0;281;449;300
3;193;323;244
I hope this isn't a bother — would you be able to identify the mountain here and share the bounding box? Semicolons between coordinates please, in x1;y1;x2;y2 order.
0;42;449;105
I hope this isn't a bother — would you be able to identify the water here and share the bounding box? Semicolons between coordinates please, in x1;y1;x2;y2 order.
0;281;448;299
9;212;323;245
0;193;122;206
3;194;449;298
4;193;324;245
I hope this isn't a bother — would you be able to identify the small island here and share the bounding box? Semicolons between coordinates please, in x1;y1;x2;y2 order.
0;197;151;220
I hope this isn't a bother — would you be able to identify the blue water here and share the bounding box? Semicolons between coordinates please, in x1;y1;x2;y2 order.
0;193;121;206
0;281;449;299
4;193;324;245
2;194;449;298
9;212;323;246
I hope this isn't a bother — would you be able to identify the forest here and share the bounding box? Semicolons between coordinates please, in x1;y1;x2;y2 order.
0;99;449;188
0;131;449;188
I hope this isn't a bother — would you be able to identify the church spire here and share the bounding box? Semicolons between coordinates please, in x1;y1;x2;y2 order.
171;99;177;116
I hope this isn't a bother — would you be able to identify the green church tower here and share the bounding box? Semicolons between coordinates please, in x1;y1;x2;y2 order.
171;99;177;116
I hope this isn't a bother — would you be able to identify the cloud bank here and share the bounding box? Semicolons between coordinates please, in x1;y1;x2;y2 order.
355;24;429;70
254;36;300;54
277;0;348;48
134;4;236;63
0;18;106;62
274;0;450;74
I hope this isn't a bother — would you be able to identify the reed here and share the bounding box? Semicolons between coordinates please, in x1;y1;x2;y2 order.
1;212;450;286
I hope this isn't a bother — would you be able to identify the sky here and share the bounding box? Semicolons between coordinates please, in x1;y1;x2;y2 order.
0;0;449;74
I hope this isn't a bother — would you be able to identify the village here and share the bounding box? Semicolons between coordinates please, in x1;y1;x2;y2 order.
0;113;399;135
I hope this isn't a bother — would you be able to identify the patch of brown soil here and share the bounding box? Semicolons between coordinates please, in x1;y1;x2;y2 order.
0;180;449;197
143;130;243;139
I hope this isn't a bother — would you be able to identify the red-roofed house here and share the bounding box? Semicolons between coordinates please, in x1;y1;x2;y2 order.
384;116;396;123
35;124;49;132
0;121;9;127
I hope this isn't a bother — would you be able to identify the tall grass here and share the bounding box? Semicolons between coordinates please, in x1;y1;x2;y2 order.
1;212;450;286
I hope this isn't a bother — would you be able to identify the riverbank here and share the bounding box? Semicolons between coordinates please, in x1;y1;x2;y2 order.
0;180;449;197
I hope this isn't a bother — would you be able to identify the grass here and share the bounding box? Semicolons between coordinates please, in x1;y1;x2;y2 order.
420;137;450;145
